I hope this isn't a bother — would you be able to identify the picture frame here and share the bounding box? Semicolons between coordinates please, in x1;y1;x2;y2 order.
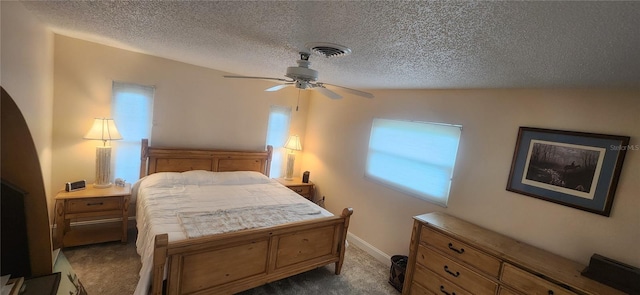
507;127;630;216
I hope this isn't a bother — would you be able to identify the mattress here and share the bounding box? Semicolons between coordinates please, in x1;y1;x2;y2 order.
132;170;332;295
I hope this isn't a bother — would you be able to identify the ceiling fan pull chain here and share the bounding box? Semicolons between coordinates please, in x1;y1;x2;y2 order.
296;89;301;111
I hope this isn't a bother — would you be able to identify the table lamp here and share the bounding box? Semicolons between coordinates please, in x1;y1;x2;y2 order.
284;135;302;180
83;118;122;188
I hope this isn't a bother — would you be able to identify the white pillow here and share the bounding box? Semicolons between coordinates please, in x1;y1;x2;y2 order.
181;170;216;185
211;171;272;185
139;170;271;188
138;172;185;188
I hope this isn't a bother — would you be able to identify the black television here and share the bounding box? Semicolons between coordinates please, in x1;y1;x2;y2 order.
1;180;31;278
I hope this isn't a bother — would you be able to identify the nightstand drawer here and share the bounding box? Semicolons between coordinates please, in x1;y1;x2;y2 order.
66;197;121;213
288;185;310;196
275;178;314;200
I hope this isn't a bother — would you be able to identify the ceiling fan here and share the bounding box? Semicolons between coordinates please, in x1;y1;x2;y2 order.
223;52;374;100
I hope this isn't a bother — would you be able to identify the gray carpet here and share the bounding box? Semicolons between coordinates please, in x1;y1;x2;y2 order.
64;229;399;295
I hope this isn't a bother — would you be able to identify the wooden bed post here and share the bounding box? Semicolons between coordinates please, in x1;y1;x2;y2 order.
151;233;168;295
140;138;149;179
265;145;273;177
335;207;353;275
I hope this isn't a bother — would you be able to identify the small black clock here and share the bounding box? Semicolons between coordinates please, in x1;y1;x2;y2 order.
65;180;86;192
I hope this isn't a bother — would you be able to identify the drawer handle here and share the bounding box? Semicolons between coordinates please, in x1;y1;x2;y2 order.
448;243;465;254
295;189;303;192
440;285;456;295
87;202;104;206
444;265;460;277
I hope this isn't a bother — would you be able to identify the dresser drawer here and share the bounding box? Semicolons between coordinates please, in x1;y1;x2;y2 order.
498;286;521;295
409;282;436;295
417;245;498;295
413;264;473;295
66;197;121;214
501;263;577;295
421;227;502;277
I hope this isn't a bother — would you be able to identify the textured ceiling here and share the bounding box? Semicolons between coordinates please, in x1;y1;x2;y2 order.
21;1;640;90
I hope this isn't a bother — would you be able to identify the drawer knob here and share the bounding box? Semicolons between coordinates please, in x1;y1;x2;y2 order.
448;242;465;254
440;285;456;295
444;265;460;277
548;291;554;295
87;202;104;206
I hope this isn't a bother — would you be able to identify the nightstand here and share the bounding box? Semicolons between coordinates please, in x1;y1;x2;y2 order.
54;184;131;248
276;177;315;200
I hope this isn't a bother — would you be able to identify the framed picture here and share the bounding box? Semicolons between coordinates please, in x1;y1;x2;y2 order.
507;127;630;216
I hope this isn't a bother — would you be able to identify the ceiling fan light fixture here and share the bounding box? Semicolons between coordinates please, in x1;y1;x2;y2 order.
305;42;351;58
286;65;318;81
295;81;311;89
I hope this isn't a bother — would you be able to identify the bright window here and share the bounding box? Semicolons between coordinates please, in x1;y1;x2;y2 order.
265;105;292;178
111;81;154;183
365;118;462;206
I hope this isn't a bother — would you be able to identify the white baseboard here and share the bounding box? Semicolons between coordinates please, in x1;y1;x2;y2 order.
347;232;391;267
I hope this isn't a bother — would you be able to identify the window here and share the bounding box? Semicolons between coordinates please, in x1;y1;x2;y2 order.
365;118;462;206
265;105;292;178
111;81;154;183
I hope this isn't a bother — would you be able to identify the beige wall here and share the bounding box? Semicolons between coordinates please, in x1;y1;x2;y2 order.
1;2;55;212
302;89;640;267
12;5;638;269
52;35;309;192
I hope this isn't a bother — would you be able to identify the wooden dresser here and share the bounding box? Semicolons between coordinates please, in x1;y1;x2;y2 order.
403;212;625;295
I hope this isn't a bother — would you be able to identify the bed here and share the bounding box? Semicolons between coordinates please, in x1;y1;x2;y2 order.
134;139;353;295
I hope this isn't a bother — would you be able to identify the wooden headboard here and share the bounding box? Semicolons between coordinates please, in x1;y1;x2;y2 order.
139;139;273;178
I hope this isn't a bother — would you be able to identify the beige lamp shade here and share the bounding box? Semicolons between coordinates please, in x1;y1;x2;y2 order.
83;118;123;144
284;135;302;151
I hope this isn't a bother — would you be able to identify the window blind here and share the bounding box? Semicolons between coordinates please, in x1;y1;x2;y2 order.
111;81;155;183
365;118;462;206
266;105;292;178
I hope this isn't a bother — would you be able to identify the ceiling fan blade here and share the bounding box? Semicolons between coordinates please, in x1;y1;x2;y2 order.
265;84;293;92
319;83;374;99
223;75;294;82
314;86;342;100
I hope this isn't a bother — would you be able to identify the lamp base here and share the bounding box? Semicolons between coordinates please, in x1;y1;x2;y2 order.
94;146;113;189
285;153;296;180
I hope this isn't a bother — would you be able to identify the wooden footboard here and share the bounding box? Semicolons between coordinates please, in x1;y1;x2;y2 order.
151;208;353;295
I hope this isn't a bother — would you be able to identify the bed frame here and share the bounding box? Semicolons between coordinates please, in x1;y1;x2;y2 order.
139;139;353;295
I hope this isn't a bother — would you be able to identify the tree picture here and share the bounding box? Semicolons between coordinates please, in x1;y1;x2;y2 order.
507;127;629;216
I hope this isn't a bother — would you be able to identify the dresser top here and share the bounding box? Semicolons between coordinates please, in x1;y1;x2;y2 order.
414;212;625;295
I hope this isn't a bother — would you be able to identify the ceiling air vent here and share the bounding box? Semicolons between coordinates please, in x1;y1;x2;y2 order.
305;42;351;58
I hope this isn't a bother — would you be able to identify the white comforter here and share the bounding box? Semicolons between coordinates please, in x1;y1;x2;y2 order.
133;170;332;295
